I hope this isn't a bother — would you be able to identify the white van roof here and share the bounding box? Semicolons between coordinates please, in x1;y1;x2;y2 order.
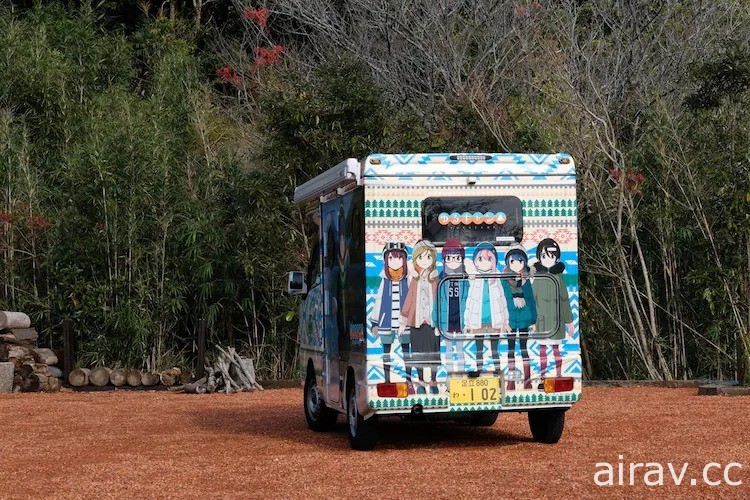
293;158;360;205
293;153;575;204
363;153;574;178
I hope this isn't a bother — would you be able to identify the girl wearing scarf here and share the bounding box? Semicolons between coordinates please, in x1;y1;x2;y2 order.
371;241;410;384
501;244;537;390
464;242;510;372
399;240;439;394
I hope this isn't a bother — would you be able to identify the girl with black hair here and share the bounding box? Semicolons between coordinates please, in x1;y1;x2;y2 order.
532;238;574;377
501;244;537;390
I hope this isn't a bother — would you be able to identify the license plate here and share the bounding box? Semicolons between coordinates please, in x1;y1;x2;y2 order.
449;377;500;405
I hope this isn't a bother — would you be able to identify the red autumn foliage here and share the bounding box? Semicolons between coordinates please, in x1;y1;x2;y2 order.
609;168;646;195
516;5;526;15
215;66;243;86
0;211;16;224
29;214;52;230
253;45;285;68
243;7;269;30
532;1;542;10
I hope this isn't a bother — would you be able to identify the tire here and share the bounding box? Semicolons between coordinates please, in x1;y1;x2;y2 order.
528;408;565;444
304;372;338;431
347;382;378;450
468;411;499;427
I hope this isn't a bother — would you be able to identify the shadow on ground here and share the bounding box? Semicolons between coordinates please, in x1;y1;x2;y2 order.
189;404;533;450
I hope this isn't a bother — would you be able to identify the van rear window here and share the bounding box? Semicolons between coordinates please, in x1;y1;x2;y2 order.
421;196;523;245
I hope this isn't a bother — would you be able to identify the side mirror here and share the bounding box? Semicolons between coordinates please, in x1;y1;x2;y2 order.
287;271;307;296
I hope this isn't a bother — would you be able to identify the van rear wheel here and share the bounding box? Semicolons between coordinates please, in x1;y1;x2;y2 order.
347;383;378;450
304;372;338;431
528;408;565;443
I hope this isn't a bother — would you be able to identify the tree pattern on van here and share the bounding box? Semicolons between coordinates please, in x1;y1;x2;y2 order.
364;179;580;409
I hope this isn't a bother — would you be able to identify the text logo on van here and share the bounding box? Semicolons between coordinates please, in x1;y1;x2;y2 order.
437;211;507;226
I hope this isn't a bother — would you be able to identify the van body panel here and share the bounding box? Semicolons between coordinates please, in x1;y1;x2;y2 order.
361;153;580;414
297;153;581;417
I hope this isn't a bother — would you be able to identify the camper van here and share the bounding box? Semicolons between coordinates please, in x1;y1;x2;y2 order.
288;153;581;450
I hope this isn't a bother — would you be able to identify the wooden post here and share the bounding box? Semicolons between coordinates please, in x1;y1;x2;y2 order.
196;319;206;380
63;319;74;379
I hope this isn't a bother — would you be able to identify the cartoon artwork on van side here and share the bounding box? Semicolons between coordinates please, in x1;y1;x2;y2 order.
370;241;410;384
464;242;510;372
532;238;574;377
399;239;440;395
437;239;471;371
502;244;537;390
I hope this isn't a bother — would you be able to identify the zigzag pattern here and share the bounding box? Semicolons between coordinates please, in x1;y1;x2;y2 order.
365;153;574;176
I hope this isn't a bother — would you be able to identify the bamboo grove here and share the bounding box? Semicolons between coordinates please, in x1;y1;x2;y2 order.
0;1;748;381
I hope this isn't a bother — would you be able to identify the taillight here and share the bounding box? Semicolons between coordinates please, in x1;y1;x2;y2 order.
377;382;408;398
543;377;574;393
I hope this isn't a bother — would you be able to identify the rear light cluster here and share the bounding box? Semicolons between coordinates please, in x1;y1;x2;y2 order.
543;377;574;393
376;382;408;398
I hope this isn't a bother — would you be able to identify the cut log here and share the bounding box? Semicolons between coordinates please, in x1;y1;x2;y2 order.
237;356;264;391
46;366;63;378
10;328;38;342
68;368;91;387
179;369;193;384
141;372;160;386
0;362;13;393
17;364;34;379
8;345;31;359
31;348;58;366
0;311;31;329
0;333;30;346
206;367;217;393
32;363;50;376
47;375;61;392
36;373;50;392
160;367;182;386
110;368;128;387
90;367;112;387
126;369;142;387
20;373;40;392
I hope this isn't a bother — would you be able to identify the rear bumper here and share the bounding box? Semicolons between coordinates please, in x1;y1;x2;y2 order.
367;379;581;415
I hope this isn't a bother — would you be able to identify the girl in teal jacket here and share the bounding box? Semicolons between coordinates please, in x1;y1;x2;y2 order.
501;244;536;390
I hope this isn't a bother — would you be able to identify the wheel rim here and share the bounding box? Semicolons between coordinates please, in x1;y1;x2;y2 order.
348;391;357;437
307;380;322;421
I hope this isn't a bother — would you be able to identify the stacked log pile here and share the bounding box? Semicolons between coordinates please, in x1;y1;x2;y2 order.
169;347;263;394
0;311;63;393
67;347;262;393
68;366;187;389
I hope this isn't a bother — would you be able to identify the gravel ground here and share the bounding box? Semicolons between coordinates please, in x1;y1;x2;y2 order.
1;387;748;499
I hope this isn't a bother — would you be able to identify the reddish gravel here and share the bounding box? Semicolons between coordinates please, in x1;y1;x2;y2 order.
1;387;748;499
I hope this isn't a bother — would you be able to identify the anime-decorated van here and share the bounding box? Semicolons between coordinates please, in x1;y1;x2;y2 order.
288;153;581;450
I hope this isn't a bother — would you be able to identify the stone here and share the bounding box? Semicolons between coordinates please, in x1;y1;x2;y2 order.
0;362;13;393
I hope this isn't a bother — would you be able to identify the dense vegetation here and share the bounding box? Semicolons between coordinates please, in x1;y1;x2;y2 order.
0;1;747;381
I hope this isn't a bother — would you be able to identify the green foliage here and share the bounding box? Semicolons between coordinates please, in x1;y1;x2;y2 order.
0;4;288;375
0;1;747;382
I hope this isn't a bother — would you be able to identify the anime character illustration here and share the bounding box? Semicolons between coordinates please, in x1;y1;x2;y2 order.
464;242;510;372
399;239;439;394
371;241;410;384
501;244;537;390
532;238;575;377
436;239;470;370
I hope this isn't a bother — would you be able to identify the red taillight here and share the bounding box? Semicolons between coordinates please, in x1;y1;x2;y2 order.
377;382;408;398
543;377;574;393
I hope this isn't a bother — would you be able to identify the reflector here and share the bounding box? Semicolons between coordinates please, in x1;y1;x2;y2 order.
377;383;408;398
544;377;574;393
